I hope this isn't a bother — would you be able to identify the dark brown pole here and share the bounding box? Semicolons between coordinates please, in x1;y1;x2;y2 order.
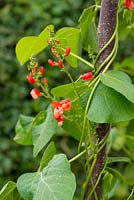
84;0;118;199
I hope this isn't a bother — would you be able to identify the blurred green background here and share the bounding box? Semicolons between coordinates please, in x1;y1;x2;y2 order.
0;0;134;199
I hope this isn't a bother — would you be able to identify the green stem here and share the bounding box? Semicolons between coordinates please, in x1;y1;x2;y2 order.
63;67;81;99
94;16;118;69
78;78;100;153
82;155;98;199
103;32;118;73
95;5;101;9
70;51;94;69
127;187;134;200
88;164;106;199
83;134;109;199
90;178;98;200
71;75;100;104
94;32;118;75
69;132;108;163
69;145;91;163
39;83;53;100
59;47;94;69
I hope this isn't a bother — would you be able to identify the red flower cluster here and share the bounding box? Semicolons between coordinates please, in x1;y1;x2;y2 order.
124;0;134;10
52;99;71;126
80;72;93;81
48;46;71;69
26;64;48;99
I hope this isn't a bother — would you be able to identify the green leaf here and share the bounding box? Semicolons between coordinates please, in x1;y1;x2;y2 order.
79;6;98;52
32;111;46;126
55;27;80;67
124;164;134;185
106;167;125;183
106;157;130;164
17;173;36;200
115;57;134;76
102;172;119;199
39;141;56;171
126;135;134;151
16;24;54;65
125;120;134;152
88;83;134;123
51;82;87;99
0;181;16;200
87;22;98;53
14;111;46;146
100;70;134;104
32;105;57;157
17;154;76;200
14;115;34;145
62;100;85;140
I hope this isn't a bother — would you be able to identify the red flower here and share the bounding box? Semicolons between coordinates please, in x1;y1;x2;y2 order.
53;108;64;126
57;116;64;126
124;0;134;10
26;73;36;84
54;108;63;119
58;60;64;68
43;78;48;86
52;99;71;126
48;59;57;67
64;47;71;56
30;88;42;99
39;66;45;76
52;101;61;108
80;72;93;81
60;99;71;111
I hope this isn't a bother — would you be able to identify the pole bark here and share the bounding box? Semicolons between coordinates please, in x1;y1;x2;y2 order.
84;0;119;199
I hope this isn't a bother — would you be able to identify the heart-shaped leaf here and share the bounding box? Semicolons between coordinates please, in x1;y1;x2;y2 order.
14;115;34;145
79;6;98;52
0;181;16;200
100;70;134;103
88;83;134;123
39;141;56;171
55;27;80;67
16;24;54;65
14;111;46;146
51;82;87;99
32;105;57;157
17;154;76;200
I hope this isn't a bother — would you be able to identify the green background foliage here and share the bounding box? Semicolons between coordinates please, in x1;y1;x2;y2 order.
1;0;134;199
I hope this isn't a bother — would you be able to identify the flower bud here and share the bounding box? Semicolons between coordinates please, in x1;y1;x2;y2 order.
80;72;93;81
32;68;37;74
30;88;42;99
26;73;36;84
48;59;57;67
39;66;45;76
65;47;71;56
43;78;48;86
58;60;63;68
